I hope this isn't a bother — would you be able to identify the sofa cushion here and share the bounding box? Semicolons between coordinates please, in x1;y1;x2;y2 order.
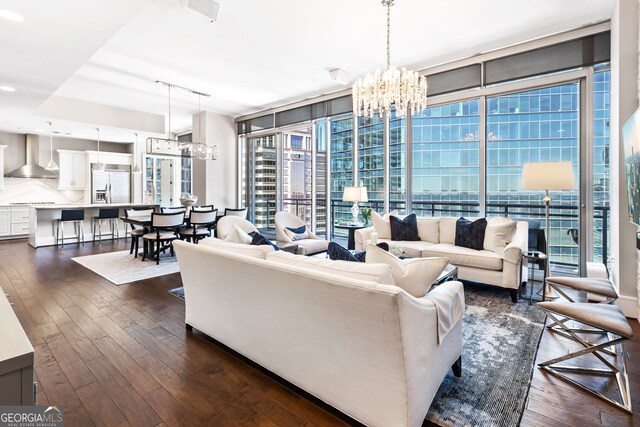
417;218;439;243
200;237;275;259
421;243;503;271
267;251;395;285
438;217;459;244
295;238;330;255
484;217;516;255
371;210;398;239
225;224;253;244
365;243;449;298
390;214;420;241
455;217;487;251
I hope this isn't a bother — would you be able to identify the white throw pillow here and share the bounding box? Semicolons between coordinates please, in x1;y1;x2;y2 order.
484;217;516;254
371;210;399;239
224;224;253;244
417;218;439;243
365;243;449;298
438;217;459;244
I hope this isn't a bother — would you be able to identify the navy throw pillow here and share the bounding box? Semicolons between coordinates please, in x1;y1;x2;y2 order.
248;231;280;251
390;214;420;241
286;225;306;234
328;242;359;262
455;217;487;250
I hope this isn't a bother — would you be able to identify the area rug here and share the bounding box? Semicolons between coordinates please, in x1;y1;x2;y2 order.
71;250;179;285
425;285;545;427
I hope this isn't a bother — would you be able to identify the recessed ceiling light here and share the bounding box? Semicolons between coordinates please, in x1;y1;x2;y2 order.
0;86;16;92
0;10;24;22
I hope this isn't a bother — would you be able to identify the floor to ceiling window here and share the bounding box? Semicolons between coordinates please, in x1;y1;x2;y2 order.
315;120;328;238
411;100;480;217
281;131;312;225
330;114;354;235
390;111;406;211
250;135;277;231
593;68;611;264
486;84;580;266
358;114;384;208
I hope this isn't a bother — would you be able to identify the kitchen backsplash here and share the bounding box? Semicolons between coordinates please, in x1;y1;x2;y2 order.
0;178;84;205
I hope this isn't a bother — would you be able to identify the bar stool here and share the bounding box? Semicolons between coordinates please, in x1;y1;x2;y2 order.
55;209;85;247
92;208;120;243
538;302;633;413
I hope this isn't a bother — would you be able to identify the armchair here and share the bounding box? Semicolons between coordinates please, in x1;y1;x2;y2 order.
274;211;328;255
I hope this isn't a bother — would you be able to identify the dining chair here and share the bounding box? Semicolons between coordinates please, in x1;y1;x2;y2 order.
192;205;214;212
179;209;218;243
161;207;186;214
142;211;185;264
125;208;154;258
224;208;248;219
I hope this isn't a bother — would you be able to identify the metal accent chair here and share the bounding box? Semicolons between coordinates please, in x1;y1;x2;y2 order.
125;208;154;258
538;302;633;413
142;212;185;264
55;209;85;247
179;209;218;243
92;207;120;242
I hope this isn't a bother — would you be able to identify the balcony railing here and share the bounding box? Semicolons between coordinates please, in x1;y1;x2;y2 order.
254;198;609;266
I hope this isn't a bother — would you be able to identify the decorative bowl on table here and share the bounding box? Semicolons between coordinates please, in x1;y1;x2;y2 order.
179;193;198;208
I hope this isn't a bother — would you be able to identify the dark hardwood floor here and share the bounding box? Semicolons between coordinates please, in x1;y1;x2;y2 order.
0;238;638;427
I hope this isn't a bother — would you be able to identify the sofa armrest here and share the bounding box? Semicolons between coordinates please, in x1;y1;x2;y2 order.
502;221;529;265
354;226;375;250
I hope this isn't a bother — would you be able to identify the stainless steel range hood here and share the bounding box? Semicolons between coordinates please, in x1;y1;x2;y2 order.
5;134;59;179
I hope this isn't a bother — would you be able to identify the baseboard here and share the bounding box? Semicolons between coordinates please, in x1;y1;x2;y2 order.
616;295;639;320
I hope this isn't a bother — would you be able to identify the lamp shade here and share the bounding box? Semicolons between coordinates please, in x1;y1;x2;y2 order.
521;162;575;191
342;186;368;202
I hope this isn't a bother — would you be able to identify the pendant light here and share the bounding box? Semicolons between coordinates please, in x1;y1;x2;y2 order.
44;121;59;171
132;133;141;173
94;127;104;171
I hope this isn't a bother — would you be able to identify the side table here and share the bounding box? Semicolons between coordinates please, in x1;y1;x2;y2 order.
520;250;548;303
334;224;367;250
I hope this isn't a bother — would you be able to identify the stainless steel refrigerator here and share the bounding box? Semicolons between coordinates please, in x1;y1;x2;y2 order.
92;164;131;204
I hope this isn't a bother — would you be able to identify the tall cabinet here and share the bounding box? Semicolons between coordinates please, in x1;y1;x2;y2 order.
57;149;86;190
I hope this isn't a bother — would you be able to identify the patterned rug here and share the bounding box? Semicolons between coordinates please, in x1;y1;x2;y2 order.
425;285;545;426
71;250;179;285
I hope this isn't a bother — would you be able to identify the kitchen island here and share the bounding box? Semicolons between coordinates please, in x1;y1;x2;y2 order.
28;203;158;248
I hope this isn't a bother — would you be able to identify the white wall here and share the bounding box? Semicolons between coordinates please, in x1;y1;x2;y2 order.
611;0;639;318
191;112;237;210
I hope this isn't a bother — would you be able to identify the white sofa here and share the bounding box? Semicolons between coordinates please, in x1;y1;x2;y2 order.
356;216;528;302
173;239;464;427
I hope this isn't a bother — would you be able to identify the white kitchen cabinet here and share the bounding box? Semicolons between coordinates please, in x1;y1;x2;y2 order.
0;208;10;237
57;150;86;190
0;145;7;189
10;207;29;236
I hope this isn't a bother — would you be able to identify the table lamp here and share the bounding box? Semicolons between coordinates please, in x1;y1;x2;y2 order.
342;186;368;225
521;161;575;299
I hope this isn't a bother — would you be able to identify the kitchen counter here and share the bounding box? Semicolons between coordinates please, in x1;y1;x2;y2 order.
28;203;159;248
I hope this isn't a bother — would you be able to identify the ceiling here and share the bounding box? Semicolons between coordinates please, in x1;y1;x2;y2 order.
0;0;615;143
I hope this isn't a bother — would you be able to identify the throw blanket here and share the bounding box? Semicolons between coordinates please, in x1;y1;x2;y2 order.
424;281;465;344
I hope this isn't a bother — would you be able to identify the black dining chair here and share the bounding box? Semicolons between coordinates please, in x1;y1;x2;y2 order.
125;208;154;258
179;209;218;243
161;207;186;214
191;205;214;212
142;211;185;264
224;208;248;219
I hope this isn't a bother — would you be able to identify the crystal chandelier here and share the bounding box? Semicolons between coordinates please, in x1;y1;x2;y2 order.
352;0;427;118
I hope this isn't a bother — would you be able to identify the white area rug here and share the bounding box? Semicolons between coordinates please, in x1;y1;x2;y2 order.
72;250;179;285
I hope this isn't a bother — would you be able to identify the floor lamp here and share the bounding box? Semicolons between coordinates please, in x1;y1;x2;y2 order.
521;161;576;299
